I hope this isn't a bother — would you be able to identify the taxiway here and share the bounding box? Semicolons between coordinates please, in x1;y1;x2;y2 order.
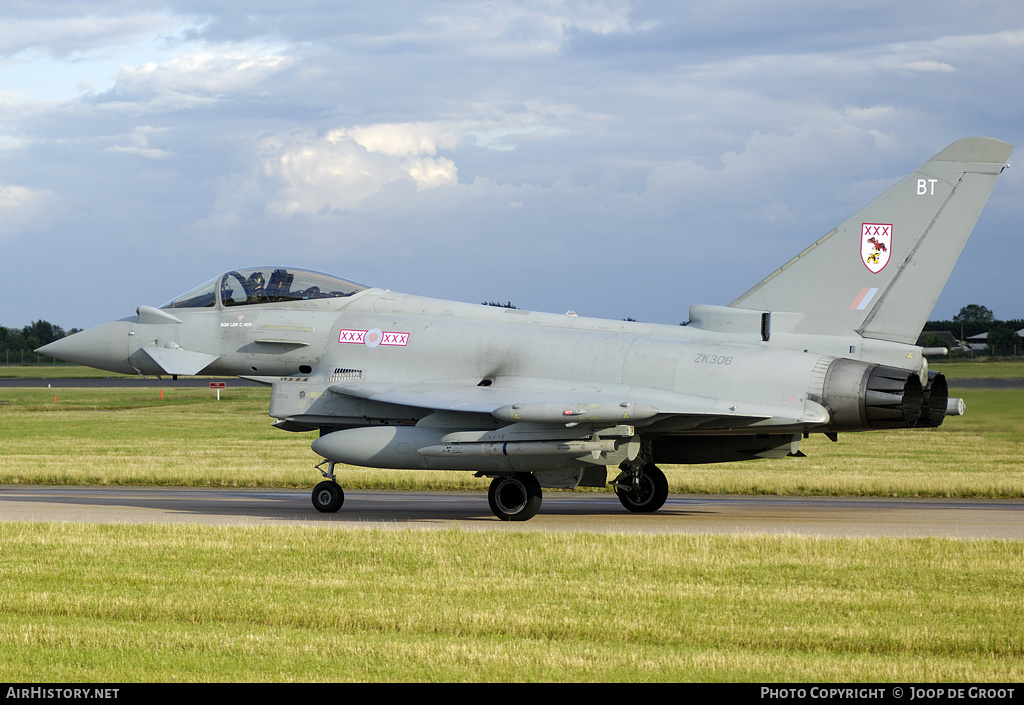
2;486;1022;539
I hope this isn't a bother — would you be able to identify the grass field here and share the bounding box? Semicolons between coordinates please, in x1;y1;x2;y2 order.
931;360;1024;379
0;365;137;379
1;524;1022;682
1;367;1022;682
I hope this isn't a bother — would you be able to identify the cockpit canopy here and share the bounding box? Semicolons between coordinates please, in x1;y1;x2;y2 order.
163;267;368;309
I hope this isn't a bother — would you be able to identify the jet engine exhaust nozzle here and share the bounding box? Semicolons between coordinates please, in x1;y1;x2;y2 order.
821;360;951;431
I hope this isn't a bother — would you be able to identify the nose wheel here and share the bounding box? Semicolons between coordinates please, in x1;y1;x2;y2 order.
312;481;344;513
311;460;344;513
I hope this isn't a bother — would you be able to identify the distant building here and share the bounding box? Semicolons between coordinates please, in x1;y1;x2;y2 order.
962;329;1024;354
916;330;961;351
965;331;988;352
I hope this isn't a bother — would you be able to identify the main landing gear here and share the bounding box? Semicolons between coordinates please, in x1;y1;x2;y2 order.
487;473;543;522
485;463;669;521
611;461;669;513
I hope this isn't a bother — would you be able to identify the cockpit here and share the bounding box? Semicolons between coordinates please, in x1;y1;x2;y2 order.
162;267;368;309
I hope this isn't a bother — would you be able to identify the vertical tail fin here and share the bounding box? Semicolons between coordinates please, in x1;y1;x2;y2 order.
730;137;1013;344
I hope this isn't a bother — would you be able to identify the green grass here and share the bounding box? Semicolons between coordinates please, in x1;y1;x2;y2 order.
931;360;1024;380
0;523;1021;682
0;365;138;379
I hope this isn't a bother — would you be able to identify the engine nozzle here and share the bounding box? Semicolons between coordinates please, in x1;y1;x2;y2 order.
821;359;950;431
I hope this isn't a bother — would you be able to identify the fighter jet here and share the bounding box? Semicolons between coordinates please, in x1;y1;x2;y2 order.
39;137;1013;521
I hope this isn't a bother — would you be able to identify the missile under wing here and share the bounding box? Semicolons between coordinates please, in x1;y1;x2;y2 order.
38;137;1014;521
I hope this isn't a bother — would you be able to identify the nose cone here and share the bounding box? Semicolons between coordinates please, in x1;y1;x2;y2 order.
36;320;136;375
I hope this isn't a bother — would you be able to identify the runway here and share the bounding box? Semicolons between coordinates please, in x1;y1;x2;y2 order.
2;486;1022;539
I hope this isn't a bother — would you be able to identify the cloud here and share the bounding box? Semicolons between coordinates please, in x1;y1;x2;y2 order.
0;14;181;59
897;60;956;72
251;111;588;219
331;122;460;158
261;132;411;216
0;183;56;236
92;47;292;112
259;123;461;217
104;125;173;158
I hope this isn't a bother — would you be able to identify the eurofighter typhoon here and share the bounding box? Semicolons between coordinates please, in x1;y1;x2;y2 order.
39;137;1013;520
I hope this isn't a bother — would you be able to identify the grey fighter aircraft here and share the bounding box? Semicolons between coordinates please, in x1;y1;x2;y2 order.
39;137;1013;521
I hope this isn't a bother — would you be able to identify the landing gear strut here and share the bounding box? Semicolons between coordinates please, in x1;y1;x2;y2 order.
487;473;543;521
311;460;344;513
612;461;668;513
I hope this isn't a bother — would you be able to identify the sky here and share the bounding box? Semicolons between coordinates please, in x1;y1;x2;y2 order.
2;1;1022;331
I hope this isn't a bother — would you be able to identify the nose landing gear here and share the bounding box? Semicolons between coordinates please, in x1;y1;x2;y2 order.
311;460;344;513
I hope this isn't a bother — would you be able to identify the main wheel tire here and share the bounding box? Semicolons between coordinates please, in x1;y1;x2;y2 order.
487;473;542;521
312;481;344;513
615;464;668;513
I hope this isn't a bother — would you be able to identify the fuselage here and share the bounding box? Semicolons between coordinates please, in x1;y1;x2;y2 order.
47;276;943;438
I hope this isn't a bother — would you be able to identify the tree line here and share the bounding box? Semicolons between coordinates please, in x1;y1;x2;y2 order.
1;321;81;365
921;304;1023;357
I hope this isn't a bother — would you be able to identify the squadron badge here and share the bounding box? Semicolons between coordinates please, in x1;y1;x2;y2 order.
860;223;892;274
